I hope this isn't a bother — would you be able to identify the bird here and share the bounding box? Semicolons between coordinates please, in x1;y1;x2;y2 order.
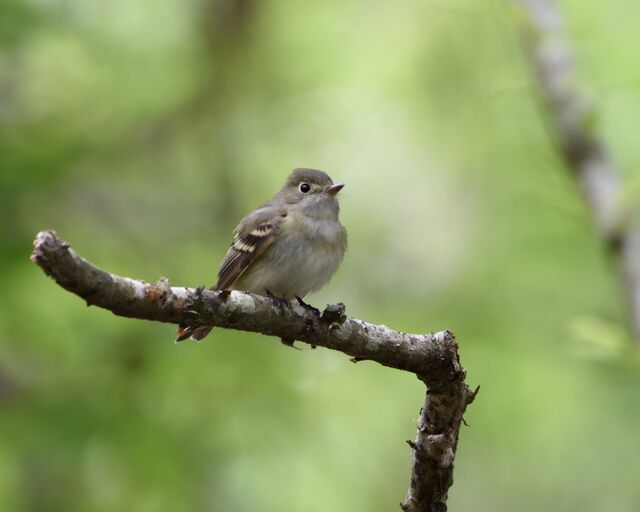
176;168;347;342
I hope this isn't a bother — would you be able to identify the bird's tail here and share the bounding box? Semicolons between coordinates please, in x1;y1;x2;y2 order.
175;284;224;342
175;325;214;343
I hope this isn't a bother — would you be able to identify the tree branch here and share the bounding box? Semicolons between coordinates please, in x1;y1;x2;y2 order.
31;229;476;511
518;0;640;341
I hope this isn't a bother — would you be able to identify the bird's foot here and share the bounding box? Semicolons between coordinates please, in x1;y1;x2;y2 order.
295;295;320;316
266;289;289;312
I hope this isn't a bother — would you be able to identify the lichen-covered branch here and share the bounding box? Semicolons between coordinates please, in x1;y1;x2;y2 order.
518;0;640;341
402;381;478;512
31;229;476;511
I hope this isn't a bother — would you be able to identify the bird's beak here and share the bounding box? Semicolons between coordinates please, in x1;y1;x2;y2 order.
325;183;344;196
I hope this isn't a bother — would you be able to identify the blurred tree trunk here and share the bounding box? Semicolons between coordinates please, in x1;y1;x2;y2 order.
199;0;259;220
143;0;260;221
517;0;640;342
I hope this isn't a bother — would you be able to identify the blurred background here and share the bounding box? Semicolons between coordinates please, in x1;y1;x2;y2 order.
2;0;640;510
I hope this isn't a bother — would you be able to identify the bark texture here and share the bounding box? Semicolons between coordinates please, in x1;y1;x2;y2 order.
32;230;476;511
519;0;640;340
401;379;478;512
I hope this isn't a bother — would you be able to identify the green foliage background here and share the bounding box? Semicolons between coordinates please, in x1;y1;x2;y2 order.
2;0;640;510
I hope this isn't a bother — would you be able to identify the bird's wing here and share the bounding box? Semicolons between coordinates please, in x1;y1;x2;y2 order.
214;206;287;291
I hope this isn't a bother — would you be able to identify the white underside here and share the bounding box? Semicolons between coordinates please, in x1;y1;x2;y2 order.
233;216;346;299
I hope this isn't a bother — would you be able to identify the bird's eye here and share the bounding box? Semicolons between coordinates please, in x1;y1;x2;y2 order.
299;183;311;193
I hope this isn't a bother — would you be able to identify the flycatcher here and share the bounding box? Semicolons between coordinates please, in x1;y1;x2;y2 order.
176;168;347;342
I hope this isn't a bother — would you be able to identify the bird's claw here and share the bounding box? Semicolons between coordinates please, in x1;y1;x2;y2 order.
266;289;289;312
295;296;320;316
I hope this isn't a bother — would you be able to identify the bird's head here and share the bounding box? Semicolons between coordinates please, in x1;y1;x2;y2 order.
279;168;344;218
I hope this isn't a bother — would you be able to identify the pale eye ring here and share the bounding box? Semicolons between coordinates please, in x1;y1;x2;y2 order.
299;182;311;193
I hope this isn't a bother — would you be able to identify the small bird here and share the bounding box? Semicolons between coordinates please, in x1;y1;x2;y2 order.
176;168;347;342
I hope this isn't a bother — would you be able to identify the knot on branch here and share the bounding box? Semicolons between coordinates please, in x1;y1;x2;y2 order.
146;277;172;302
408;434;455;469
320;302;347;324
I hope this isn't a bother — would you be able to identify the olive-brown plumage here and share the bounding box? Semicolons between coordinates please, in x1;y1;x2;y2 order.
176;168;347;342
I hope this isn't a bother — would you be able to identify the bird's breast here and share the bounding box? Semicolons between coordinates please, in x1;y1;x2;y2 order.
234;213;346;299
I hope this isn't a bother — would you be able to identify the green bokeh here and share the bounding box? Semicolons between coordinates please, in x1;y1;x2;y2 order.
2;0;640;510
